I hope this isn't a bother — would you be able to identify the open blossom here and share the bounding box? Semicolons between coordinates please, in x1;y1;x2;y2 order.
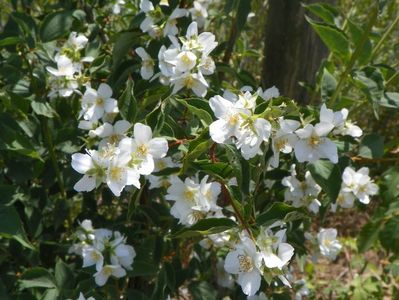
89;120;131;148
189;1;208;28
80;83;119;122
163;8;188;36
257;86;280;101
71;150;108;192
118;123;168;175
294;123;338;163
94;264;126;286
257;227;294;270
224;235;263;296
135;47;154;80
320;104;362;137
209;90;272;160
282;165;322;213
341;166;378;204
270;118;300;168
165;175;221;225
317;228;342;260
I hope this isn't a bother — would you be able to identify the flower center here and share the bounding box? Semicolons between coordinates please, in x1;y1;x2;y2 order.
308;134;320;148
102;266;113;276
238;254;253;272
96;97;104;106
183;75;195;88
91;250;101;262
137;144;148;156
275;137;287;151
108;134;120;145
228;114;240;126
109;166;123;181
183;188;196;203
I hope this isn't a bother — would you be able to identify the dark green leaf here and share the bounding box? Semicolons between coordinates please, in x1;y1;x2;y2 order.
172;218;237;239
308;160;341;202
359;133;384;159
256;202;306;226
19;268;57;289
307;17;350;62
320;67;337;102
40;10;74;42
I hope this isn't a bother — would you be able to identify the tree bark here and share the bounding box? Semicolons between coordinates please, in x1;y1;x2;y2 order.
262;0;334;104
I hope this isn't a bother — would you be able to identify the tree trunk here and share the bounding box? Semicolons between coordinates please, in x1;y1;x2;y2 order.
261;0;334;104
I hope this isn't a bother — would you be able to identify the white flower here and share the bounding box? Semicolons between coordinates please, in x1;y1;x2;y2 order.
89;120;131;148
81;84;119;122
171;72;208;97
166;175;220;225
118;123;168;175
47;55;76;77
224;236;263;296
136;47;154;80
163;8;187;36
257;86;279;101
110;232;136;270
77;292;95;300
320;104;362;138
209;95;247;143
66;32;89;51
335;191;356;209
72;150;108;192
294;123;338;163
174;50;197;72
183;22;217;56
106;151;140;196
270;118;300;168
82;246;104;271
282;165;322;213
235;118;272;160
189;1;208;28
112;0;126;14
257;228;294;270
94;264;126;286
341;167;378;204
317;228;342;260
139;0;157;36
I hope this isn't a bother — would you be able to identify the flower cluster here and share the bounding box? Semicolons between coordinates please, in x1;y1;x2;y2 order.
282;164;322;214
137;21;217;97
72;122;169;196
165;174;222;225
224;224;294;296
69;220;136;286
46;32;93;98
333;166;378;210
209;89;273;160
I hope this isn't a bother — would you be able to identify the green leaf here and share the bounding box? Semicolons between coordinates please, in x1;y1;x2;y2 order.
347;20;372;65
0;36;23;47
0;205;35;250
320;67;337;102
308;160;341;202
172;218;237;239
236;0;252;32
357;221;382;252
55;259;74;290
304;3;340;25
0;114;42;160
359;133;384;159
119;78;138;122
39;10;74;42
192;160;234;179
113;31;140;68
130;261;159;277
175;98;213;126
31;101;57;118
379;92;399;108
19;268;57;289
379;216;399;252
256;202;306;226
307;17;350;62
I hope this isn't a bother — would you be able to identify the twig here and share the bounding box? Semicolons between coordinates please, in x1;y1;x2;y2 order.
351;156;399;164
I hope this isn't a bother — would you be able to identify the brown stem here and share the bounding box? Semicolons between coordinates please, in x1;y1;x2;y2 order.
220;183;255;241
209;142;217;163
351;156;399;164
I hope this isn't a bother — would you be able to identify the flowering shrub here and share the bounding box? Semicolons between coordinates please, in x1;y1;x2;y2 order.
0;0;399;299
